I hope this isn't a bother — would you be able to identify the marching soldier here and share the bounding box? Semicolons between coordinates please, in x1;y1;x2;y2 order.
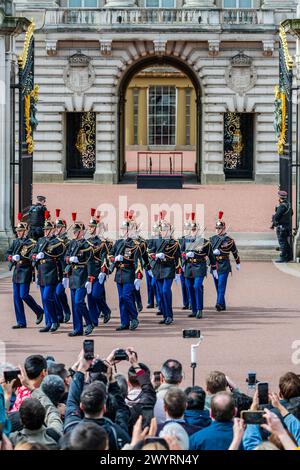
6;213;44;329
210;211;240;312
151;212;181;325
32;211;65;333
86;208;112;326
28;195;48;241
146;215;162;315
129;210;150;313
63;213;94;337
181;212;217;319
271;190;293;263
54;209;71;323
109;211;144;331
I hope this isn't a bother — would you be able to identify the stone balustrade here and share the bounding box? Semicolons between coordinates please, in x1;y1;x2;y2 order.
43;7;265;28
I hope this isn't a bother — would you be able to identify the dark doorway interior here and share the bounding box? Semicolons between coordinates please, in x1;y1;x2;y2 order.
224;112;254;180
66;112;96;179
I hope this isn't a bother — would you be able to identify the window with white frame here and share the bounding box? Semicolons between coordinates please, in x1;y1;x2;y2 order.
68;0;97;7
148;86;176;146
223;0;253;7
146;0;175;8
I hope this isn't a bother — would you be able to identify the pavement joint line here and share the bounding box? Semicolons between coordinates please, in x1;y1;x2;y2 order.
272;261;300;278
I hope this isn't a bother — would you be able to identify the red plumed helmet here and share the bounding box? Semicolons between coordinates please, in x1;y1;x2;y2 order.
96;211;101;221
71;212;77;222
124;211;129;219
55;209;60;218
218;211;224;220
18;212;23;221
129;210;135;220
191;212;196;221
45;210;50;220
90;208;96;217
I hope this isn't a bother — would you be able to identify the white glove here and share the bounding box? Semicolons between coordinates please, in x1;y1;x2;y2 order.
155;253;165;260
148;269;153;278
212;269;218;280
186;251;195;258
12;254;20;262
175;273;181;285
115;254;124;262
98;272;106;284
36;252;44;260
236;264;241;271
134;279;141;291
213;249;221;256
62;277;69;289
85;281;92;294
70;256;78;264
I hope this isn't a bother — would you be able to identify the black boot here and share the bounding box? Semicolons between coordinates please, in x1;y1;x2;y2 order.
188;313;196;318
39;326;51;333
68;330;83;337
84;325;94;336
50;323;59;332
35;312;44;325
196;310;203;319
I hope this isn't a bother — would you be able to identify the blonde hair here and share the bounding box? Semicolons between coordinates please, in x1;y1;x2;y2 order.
254;441;279;451
142;442;168;451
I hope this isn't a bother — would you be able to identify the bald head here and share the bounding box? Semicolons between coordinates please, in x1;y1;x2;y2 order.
211;391;236;422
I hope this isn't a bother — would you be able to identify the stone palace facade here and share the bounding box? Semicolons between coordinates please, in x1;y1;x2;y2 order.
13;0;298;184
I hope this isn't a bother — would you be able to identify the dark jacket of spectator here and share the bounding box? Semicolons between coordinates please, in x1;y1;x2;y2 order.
157;418;200;437
64;372;130;450
189;421;234;450
184;409;211;430
126;369;157;431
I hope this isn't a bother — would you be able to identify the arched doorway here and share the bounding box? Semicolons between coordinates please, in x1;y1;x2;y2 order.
117;56;202;183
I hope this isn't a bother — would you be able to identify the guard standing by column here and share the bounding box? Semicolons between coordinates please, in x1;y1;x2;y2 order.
54;209;71;323
63;213;94;337
109;211;144;331
6;213;44;329
210;211;240;312
32;211;65;333
28;195;48;241
271;190;293;263
152;212;181;326
86;208;111;326
182;212;217;319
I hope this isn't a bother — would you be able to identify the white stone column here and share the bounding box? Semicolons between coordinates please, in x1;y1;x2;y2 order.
104;0;136;7
184;0;215;7
0;35;14;256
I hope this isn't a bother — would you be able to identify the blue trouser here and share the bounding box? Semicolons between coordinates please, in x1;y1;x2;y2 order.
55;282;71;321
40;285;58;327
213;272;229;308
13;283;43;327
180;272;190;308
185;276;205;314
117;282;138;326
87;279;110;326
156;278;173;320
152;277;161;310
70;287;92;334
146;270;155;306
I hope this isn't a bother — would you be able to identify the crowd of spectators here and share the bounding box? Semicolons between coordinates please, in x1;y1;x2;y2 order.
1;349;300;451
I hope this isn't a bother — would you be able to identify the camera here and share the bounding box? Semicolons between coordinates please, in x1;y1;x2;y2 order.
241;411;266;425
3;369;21;384
258;382;269;406
246;372;257;387
83;340;94;361
113;349;129;361
182;329;201;339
